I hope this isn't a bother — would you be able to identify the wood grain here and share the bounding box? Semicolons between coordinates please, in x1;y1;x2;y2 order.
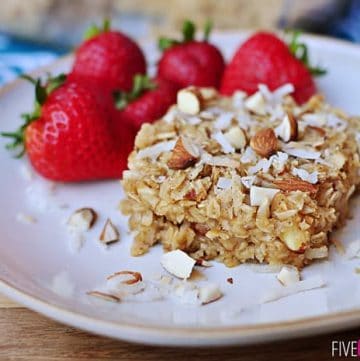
0;294;359;360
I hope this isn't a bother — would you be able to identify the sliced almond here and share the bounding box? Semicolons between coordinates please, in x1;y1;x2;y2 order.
195;259;213;267
280;226;309;252
250;186;280;206
199;87;218;101
275;112;298;142
198;283;223;304
244;91;267;115
306;125;326;138
99;218;120;244
67;208;97;232
87;291;120;303
273;177;318;194
107;271;143;284
167;136;200;170
161;249;196;279
277;266;300;286
177;87;203;115
250;128;278;158
223;127;247;150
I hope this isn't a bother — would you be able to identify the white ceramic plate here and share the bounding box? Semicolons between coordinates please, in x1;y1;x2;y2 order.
1;32;360;347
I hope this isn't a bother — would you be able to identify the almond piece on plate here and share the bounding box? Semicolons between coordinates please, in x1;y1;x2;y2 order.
161;249;196;279
250;128;278;157
275;112;298;142
277;266;300;286
224;127;247;150
87;291;120;303
99;218;120;244
250;186;280;206
67;208;97;231
198;283;223;304
244;91;267;115
273;177;318;194
167;136;200;170
177;87;203;115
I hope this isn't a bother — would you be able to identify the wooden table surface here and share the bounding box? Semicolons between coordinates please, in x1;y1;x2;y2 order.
0;293;358;360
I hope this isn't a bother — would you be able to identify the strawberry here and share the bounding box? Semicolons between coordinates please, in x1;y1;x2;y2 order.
69;20;146;93
113;74;179;131
220;31;326;104
2;75;134;181
157;20;225;89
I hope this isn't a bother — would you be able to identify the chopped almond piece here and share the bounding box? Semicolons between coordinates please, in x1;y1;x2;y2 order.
67;208;97;231
177;87;203;115
273;177;318;194
275;112;298;142
99;218;120;244
250;128;278;157
87;291;120;303
167;136;200;170
107;271;143;284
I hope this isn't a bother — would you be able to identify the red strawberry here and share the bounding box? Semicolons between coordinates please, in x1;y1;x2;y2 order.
113;75;179;131
2;75;134;181
157;20;225;89
69;20;146;93
220;31;326;104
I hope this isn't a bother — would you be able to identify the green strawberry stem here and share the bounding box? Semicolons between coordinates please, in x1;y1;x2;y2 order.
84;18;111;40
1;73;66;157
158;19;214;51
114;74;157;110
287;30;327;76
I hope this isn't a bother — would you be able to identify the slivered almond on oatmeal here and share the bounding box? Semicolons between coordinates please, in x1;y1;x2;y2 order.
250;128;278;158
121;85;360;269
167;136;200;170
273;177;318;194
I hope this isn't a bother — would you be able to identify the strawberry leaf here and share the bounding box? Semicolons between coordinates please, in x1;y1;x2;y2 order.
1;73;67;157
84;18;111;40
287;30;327;77
114;74;157;110
203;19;213;42
158;19;214;51
182;20;196;42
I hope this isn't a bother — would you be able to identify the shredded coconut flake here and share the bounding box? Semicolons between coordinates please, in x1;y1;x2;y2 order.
292;168;318;184
240;146;257;164
136;140;176;160
212;131;235;154
282;146;321;160
213;112;234;130
216;177;232;190
261;275;325;303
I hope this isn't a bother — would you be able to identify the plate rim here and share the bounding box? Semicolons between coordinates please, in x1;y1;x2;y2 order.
1;31;360;346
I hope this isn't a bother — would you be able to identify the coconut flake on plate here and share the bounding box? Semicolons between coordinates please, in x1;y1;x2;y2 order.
213;112;234;130
211;131;235;154
292;168;318;184
261;275;326;303
161;250;196;279
174;282;200;305
345;240;360;259
136;140;176;160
